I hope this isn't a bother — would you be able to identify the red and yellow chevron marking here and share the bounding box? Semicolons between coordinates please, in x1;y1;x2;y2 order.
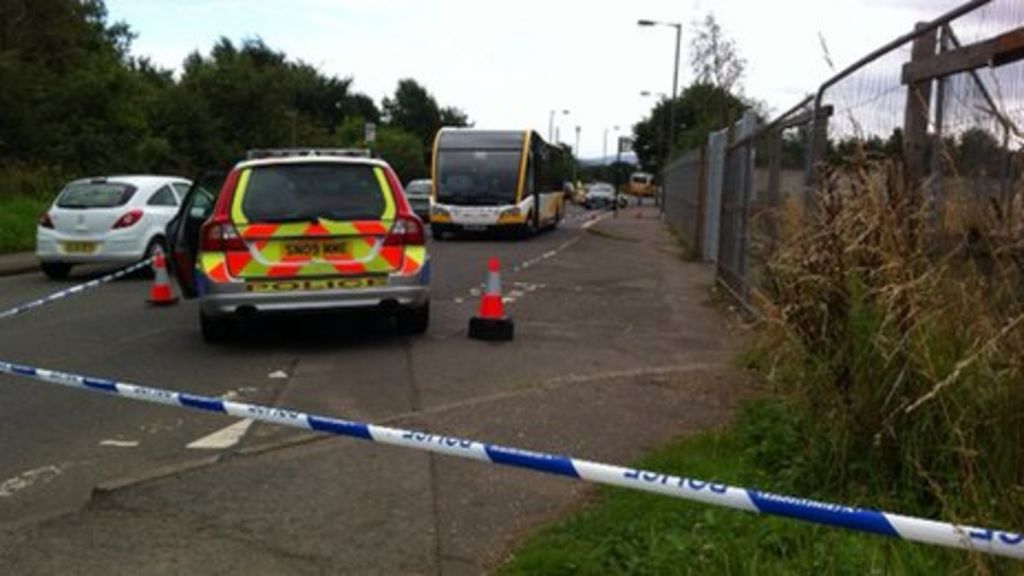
399;246;426;276
199;253;230;283
199;163;423;284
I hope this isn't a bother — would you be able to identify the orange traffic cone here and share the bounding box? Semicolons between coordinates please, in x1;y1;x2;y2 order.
148;247;178;306
469;257;514;341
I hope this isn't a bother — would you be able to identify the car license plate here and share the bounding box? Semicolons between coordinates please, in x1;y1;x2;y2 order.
245;277;386;292
282;240;348;259
62;241;96;254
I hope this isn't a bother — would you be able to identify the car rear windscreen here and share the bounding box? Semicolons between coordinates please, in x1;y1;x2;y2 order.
241;163;387;222
405;181;431;196
57;182;136;209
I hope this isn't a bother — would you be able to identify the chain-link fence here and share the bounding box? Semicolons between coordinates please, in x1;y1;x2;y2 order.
661;0;1023;313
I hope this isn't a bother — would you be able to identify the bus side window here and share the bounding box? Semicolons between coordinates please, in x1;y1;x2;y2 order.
525;155;535;195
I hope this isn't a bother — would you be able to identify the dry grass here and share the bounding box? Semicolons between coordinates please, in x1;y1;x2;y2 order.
749;153;1024;547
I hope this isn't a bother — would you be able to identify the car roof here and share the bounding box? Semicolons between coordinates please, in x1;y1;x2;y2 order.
66;175;190;191
236;156;390;171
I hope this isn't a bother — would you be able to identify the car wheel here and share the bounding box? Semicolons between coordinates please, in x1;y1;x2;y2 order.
41;262;71;280
396;302;429;335
430;225;448;241
140;237;164;278
200;311;234;344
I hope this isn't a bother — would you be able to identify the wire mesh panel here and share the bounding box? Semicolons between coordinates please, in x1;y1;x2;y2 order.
716;112;757;304
661;149;705;253
933;2;1024;250
662;0;1021;313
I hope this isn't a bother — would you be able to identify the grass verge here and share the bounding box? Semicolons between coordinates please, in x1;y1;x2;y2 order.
0;195;48;254
499;398;1015;575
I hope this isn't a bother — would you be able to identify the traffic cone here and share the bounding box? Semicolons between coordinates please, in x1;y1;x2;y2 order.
468;257;514;341
147;247;178;306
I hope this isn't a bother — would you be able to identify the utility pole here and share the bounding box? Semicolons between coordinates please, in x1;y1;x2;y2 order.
573;126;581;184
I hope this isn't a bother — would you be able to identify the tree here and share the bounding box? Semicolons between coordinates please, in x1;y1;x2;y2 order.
383;79;470;147
632;83;751;173
690;13;746;94
336;116;426;182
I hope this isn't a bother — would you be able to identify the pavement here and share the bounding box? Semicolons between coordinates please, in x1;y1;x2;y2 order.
0;205;749;575
0;252;38;277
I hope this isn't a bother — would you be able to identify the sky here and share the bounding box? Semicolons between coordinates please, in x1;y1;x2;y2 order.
105;0;967;158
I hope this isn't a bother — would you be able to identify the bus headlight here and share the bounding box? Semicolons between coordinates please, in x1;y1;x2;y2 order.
498;206;524;224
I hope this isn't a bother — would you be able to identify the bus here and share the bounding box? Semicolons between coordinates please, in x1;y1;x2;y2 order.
430;129;568;238
628;171;656;197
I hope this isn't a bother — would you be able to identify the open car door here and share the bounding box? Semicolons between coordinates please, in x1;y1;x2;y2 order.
166;171;226;298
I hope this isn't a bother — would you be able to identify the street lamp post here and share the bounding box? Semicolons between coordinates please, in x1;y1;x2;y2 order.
573;125;581;184
638;19;682;159
603;125;620;163
548;109;569;142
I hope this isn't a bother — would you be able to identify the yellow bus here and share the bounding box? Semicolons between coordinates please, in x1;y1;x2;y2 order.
430;129;567;239
628;171;656;197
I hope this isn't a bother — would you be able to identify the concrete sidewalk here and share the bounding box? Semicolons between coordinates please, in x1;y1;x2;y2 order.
0;252;38;277
0;205;750;575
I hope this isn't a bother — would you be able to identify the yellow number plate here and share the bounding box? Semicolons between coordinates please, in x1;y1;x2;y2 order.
282;241;349;259
245;277;386;293
62;242;96;254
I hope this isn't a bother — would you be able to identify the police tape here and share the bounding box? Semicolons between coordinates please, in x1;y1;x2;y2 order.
0;359;1020;560
0;258;155;320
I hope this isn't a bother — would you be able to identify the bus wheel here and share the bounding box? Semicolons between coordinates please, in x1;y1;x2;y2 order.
430;224;447;241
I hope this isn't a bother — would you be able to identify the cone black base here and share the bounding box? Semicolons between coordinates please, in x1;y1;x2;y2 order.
147;297;179;306
468;317;514;341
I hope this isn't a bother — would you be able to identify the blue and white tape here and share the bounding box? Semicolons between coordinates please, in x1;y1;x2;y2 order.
0;258;155;320
0;359;1020;560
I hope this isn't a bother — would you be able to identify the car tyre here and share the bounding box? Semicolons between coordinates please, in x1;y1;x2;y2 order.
396;302;429;335
140;237;164;278
519;212;537;239
200;311;234;344
430;225;448;241
41;262;71;280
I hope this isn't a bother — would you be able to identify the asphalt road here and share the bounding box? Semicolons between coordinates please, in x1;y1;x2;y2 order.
0;204;746;575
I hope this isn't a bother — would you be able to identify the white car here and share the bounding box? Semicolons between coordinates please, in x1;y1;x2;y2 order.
36;175;192;279
584;182;626;209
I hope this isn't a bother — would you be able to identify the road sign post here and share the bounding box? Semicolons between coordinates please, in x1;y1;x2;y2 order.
364;122;377;156
614;136;634;218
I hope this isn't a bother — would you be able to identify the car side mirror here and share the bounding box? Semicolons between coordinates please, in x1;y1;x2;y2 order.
189;206;209;219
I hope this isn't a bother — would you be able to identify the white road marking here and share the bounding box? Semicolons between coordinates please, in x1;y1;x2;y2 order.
268;370;289;379
187;418;255;450
0;465;63;497
581;212;613;230
453;297;464;304
99;439;139;448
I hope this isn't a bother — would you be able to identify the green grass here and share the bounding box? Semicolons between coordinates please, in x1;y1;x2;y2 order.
0;195;49;254
499;399;1010;575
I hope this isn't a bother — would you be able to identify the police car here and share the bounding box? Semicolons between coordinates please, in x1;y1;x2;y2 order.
166;149;430;342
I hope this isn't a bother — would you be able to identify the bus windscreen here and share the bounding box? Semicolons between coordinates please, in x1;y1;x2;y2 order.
436;150;520;205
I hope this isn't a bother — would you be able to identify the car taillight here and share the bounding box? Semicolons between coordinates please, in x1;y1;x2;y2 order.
112;209;144;229
385;215;425;246
38;212;54;229
200;218;247;252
